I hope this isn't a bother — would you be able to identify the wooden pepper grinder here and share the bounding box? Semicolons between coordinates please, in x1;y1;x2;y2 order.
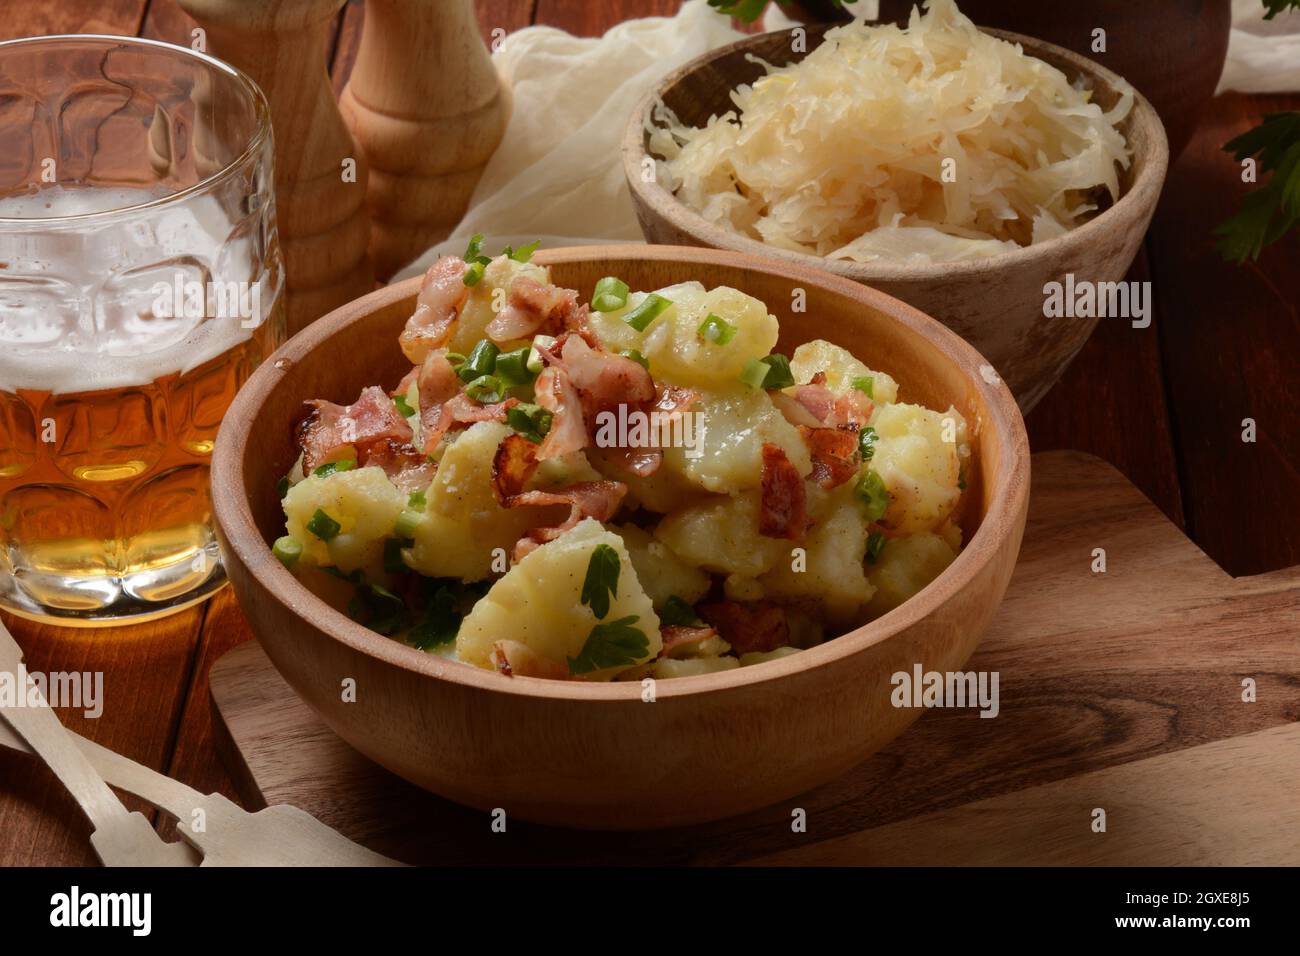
339;0;510;280
178;0;376;333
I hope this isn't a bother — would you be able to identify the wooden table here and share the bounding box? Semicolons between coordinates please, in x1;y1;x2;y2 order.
2;0;1297;866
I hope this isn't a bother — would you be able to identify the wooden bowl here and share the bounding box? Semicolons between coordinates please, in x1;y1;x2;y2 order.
623;25;1169;412
211;245;1030;830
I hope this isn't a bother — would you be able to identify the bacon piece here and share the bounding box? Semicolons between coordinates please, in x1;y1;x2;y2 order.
771;390;825;429
792;382;836;423
490;640;571;680
801;425;861;489
556;333;656;424
509;481;627;542
298;386;413;473
400;257;469;364
758;442;808;539
658;625;719;659
362;439;437;495
696;601;790;655
830;389;873;429
416;351;462;451
393;365;419;399
534;366;588;460
485;274;586;342
444;393;520;425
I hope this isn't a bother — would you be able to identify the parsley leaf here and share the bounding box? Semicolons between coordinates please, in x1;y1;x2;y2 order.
707;0;844;23
1215;111;1300;262
580;543;620;619
567;616;648;675
659;595;703;627
1263;0;1300;20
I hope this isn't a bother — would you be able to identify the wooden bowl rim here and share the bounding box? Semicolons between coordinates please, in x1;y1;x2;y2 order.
212;244;1030;703
622;23;1170;282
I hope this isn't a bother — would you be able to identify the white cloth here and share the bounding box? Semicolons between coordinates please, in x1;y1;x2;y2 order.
1218;0;1300;94
395;0;1300;284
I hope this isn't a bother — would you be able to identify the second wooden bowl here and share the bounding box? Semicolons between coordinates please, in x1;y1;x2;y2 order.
623;25;1169;412
212;245;1030;830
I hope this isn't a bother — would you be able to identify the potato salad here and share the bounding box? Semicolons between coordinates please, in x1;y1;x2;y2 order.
274;240;970;681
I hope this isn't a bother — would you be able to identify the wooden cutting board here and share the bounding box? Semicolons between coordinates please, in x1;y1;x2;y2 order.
208;451;1300;865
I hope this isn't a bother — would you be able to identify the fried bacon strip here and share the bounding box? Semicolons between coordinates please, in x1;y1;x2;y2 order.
490;640;571;680
696;601;790;655
400;257;469;364
758;442;808;539
658;625;719;659
416;351;462;451
801;425;861;489
534;365;589;460
485;274;587;342
363;439;437;495
298;385;413;473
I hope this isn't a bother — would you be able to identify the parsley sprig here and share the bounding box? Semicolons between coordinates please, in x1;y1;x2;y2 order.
706;0;847;23
580;544;620;620
567;616;649;675
1216;111;1300;263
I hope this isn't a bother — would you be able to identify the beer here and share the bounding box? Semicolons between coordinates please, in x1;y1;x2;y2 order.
0;36;283;624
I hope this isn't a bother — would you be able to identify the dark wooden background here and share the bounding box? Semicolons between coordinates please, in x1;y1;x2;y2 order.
1;0;1296;865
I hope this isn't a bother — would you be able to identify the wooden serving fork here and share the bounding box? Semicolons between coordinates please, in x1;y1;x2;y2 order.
0;620;402;867
0;621;197;866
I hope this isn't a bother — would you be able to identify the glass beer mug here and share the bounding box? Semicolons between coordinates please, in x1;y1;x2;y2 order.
0;36;285;624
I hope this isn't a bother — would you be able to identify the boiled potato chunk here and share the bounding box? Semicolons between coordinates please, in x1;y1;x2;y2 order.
447;256;551;355
588;446;707;514
870;403;967;534
614;524;711;609
283;466;407;573
654;490;788;578
662;385;810;494
759;499;874;626
457;519;661;679
588;282;778;389
652;657;740;679
789;339;899;403
865;532;959;615
405;421;560;581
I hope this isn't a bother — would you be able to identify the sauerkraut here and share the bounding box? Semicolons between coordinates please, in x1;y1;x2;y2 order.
649;0;1133;264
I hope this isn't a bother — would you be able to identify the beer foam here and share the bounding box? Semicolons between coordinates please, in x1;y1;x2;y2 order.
0;185;276;393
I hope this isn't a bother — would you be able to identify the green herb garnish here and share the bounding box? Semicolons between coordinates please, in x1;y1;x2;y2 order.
567;616;648;675
506;240;539;263
623;293;672;332
493;346;534;387
592;276;630;313
619;348;649;369
313;458;356;478
856;471;890;523
460;339;499;381
408;489;427;512
740;353;795;390
393;393;415;418
859;425;878;462
866;531;887;565
852;376;874;399
277;476;290;499
1216;111;1300;262
506;403;553;443
393;508;423;539
272;535;302;569
659;595;703;627
698;313;737;345
580;543;620;620
306;508;341;541
408;583;461;650
465;374;504;404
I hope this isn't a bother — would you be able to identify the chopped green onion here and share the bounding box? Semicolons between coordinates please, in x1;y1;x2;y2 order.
507;403;552;443
507;240;539;263
740;353;796;390
623;293;672;332
393;508;423;540
494;346;533;387
592;276;630;313
659;595;702;627
444;351;466;370
408;489;427;512
619;349;649;369
856;470;890;523
462;234;486;262
852;376;875;399
866;531;887;564
459;339;499;382
277;476;290;500
409;584;461;650
859;425;878;462
272;535;302;569
958;462;967;491
383;538;408;575
462;260;486;286
313;458;356;478
465;374;504;404
307;508;341;541
698;313;737;345
526;335;555;374
393;393;415;418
